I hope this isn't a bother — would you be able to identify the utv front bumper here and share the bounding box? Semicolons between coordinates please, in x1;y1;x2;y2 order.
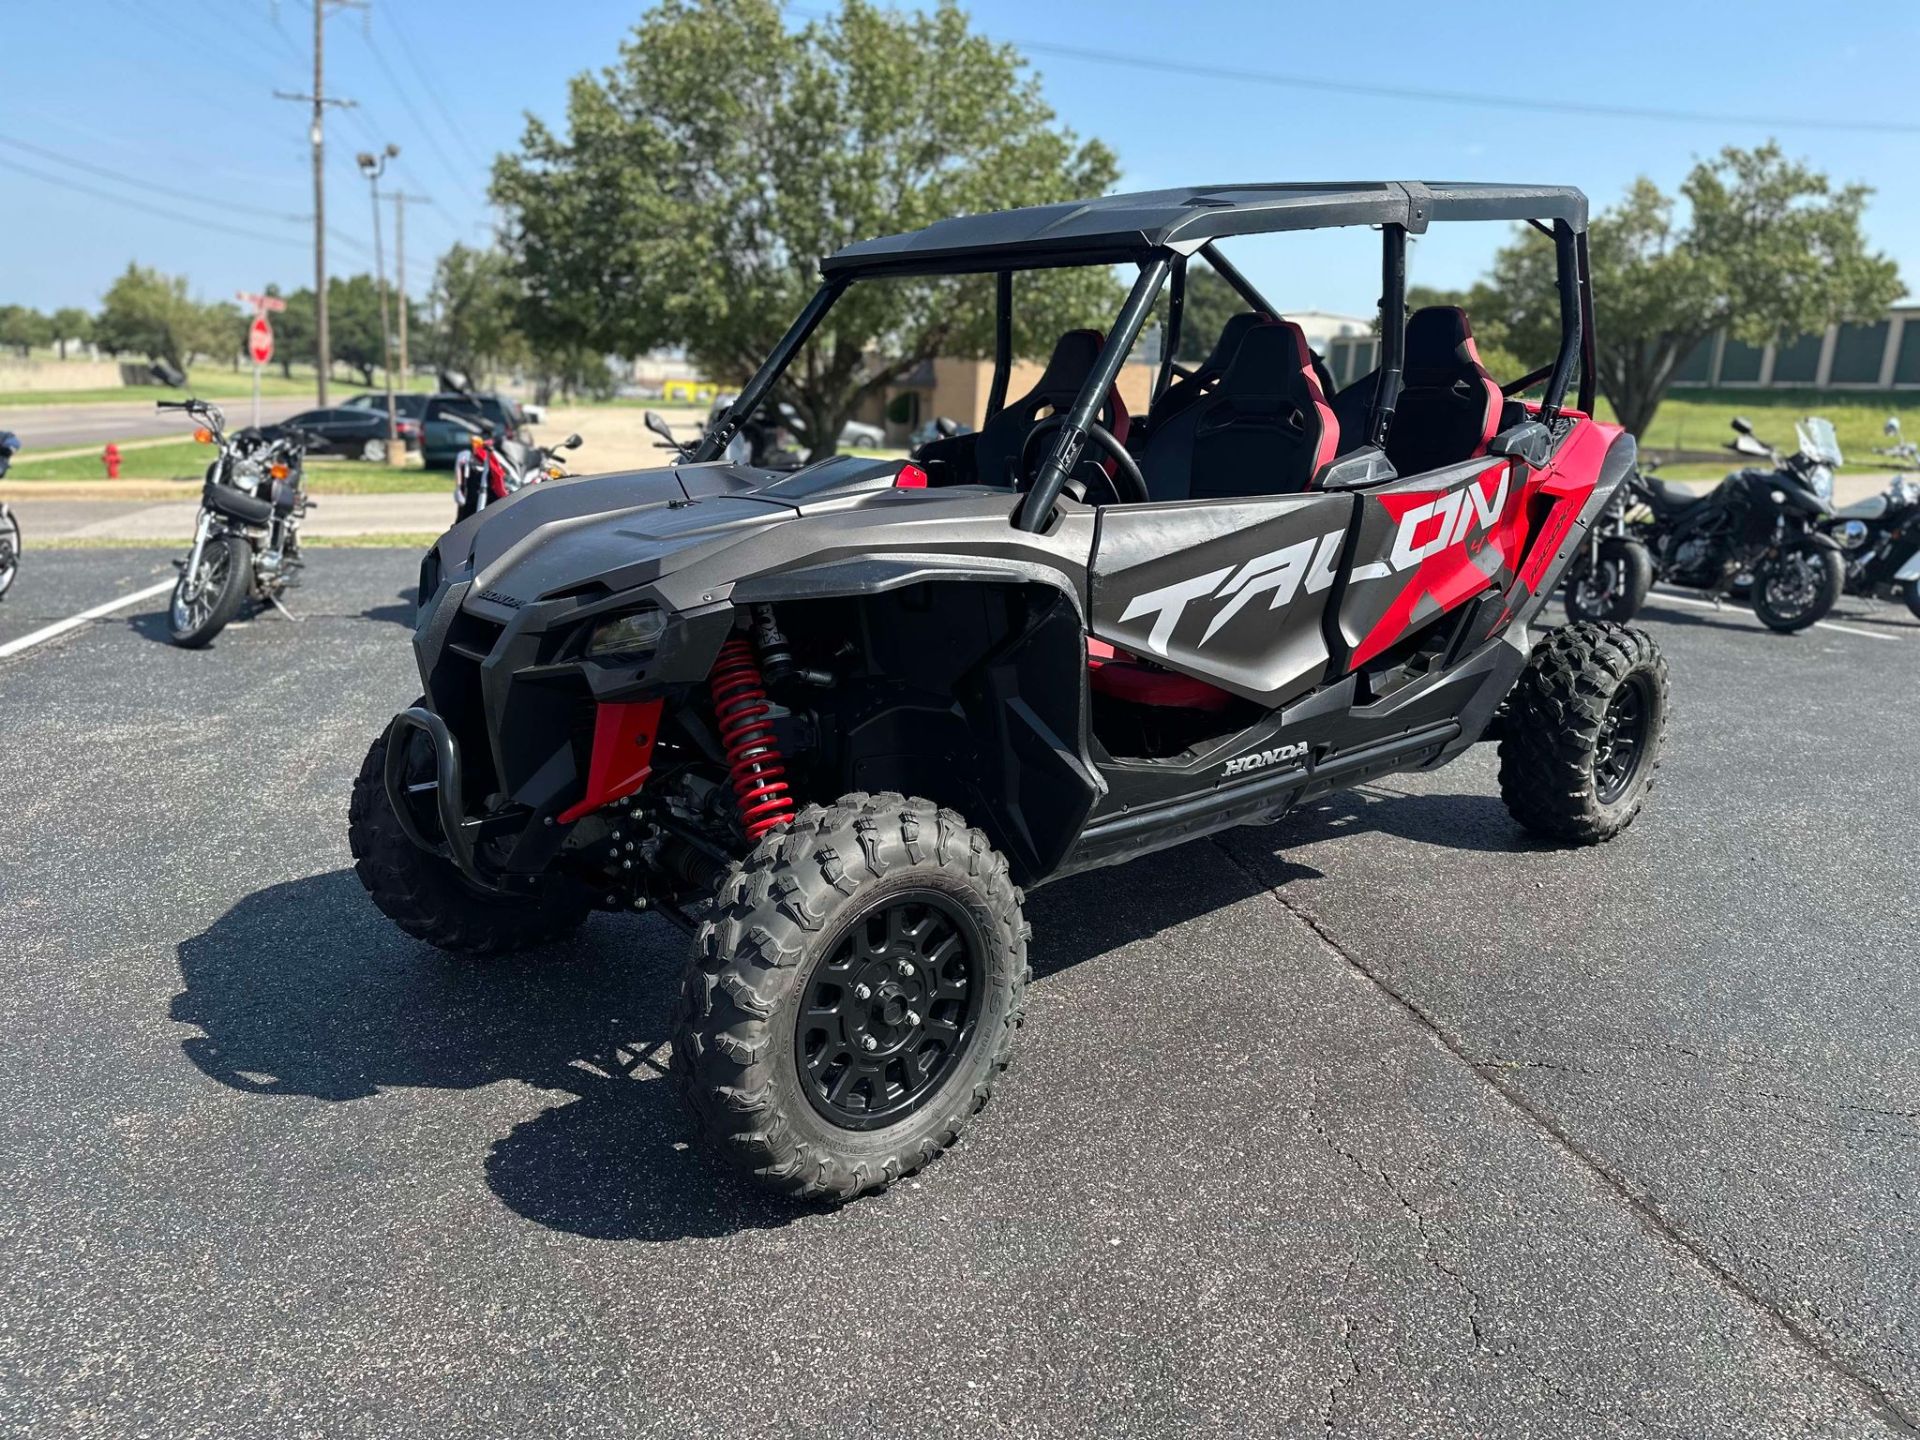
383;706;502;892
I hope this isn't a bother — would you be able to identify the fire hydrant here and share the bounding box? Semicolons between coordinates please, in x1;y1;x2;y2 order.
103;442;121;479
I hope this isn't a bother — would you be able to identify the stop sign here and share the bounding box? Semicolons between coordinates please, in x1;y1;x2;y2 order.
248;316;274;366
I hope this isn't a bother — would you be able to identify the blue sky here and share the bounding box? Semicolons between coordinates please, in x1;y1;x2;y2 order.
3;0;1916;325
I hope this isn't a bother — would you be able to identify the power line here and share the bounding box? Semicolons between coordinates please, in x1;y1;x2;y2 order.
379;3;493;177
352;22;487;209
0;134;310;226
788;6;1920;137
0;155;327;254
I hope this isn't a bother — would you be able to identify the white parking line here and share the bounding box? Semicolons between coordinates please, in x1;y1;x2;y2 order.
1647;588;1903;642
0;579;176;660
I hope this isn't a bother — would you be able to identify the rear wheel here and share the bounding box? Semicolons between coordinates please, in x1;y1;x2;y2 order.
1564;537;1652;624
361;437;388;463
672;793;1028;1202
348;720;592;956
1753;546;1843;632
1903;576;1920;622
1499;623;1669;845
168;533;249;647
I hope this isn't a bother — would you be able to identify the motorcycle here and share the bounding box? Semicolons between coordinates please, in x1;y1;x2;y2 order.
450;413;583;523
1822;416;1920;620
159;399;313;648
0;430;20;601
1567;416;1844;632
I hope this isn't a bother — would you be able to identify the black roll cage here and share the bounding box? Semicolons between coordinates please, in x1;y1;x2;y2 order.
696;215;1593;534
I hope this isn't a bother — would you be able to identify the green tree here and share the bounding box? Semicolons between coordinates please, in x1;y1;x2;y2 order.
327;274;388;387
49;307;92;360
426;243;527;385
189;300;246;369
1169;265;1247;365
492;0;1122;460
267;284;312;379
1475;143;1901;436
0;305;52;358
94;265;201;371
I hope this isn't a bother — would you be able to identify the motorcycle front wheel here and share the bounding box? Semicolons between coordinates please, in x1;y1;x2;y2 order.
169;534;250;648
1752;546;1844;633
0;505;20;601
1565;537;1653;624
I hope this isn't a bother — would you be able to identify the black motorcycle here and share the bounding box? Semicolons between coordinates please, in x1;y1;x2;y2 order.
1569;416;1844;632
159;399;313;647
1823;417;1920;620
0;430;20;602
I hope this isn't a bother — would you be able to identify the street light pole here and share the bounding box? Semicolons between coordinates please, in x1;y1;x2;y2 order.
358;144;401;467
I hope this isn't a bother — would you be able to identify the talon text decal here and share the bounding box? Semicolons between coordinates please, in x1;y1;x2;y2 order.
1119;530;1344;655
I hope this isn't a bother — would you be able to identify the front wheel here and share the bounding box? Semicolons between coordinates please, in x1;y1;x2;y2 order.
672;793;1029;1202
1564;537;1653;624
1499;623;1669;845
168;533;249;647
348;721;592;956
1752;546;1844;632
0;505;19;601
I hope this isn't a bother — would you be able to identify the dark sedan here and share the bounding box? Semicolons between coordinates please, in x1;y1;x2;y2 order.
270;405;421;460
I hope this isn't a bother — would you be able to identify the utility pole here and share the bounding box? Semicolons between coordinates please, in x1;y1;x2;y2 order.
390;191;431;398
358;145;401;466
275;0;363;408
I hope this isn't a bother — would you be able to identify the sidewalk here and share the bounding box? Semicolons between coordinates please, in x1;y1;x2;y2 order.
5;490;450;541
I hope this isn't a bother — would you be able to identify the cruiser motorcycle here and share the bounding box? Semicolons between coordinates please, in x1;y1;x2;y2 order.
1823;417;1920;619
1568;416;1843;632
159;399;312;647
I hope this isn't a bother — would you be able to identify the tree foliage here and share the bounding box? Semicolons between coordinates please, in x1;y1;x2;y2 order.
492;0;1122;458
49;307;92;360
426;243;527;385
93;265;199;370
1473;144;1902;436
0;305;52;358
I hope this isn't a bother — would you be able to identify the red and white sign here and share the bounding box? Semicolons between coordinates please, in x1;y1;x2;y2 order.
248;316;274;366
236;290;287;315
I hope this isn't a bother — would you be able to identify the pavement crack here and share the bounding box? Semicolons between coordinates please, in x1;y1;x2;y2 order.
1216;838;1920;1436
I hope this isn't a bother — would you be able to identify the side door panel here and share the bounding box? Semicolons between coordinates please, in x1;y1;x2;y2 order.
1090;493;1355;707
1335;457;1530;668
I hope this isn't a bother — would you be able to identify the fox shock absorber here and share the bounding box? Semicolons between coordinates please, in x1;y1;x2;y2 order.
710;634;797;841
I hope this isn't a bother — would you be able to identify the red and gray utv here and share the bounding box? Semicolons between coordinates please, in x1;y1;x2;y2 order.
350;181;1669;1200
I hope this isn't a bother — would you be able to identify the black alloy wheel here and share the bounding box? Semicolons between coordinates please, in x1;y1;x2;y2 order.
797;889;986;1130
1592;673;1652;805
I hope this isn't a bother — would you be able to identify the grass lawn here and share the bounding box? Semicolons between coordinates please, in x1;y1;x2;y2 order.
3;372;439;407
5;441;447;492
1619;389;1907;461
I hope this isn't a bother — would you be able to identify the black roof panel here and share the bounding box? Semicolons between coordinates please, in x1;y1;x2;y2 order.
822;181;1586;276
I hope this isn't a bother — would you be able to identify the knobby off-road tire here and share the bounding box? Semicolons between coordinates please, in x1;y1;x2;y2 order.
1752;545;1844;633
1564;537;1653;624
1499;622;1669;845
672;793;1029;1202
347;722;591;957
168;534;249;648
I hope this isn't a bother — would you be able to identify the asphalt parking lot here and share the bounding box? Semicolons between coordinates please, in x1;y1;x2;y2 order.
1;546;1915;1438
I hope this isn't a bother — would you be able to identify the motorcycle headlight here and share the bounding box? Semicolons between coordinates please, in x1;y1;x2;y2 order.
585;606;668;659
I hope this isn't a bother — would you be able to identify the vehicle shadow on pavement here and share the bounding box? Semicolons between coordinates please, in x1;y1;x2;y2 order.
360;586;418;627
171;868;803;1243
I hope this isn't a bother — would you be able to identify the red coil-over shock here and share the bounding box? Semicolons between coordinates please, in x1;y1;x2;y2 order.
710;636;795;841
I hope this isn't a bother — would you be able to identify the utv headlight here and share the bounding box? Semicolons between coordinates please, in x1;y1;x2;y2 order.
585;606;668;659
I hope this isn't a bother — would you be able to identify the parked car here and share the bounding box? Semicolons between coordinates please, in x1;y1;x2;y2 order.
705;394;885;452
266;405;418;461
350;178;1666;1203
420;393;533;470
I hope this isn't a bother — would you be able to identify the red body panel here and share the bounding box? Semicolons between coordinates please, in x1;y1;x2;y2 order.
557;698;663;824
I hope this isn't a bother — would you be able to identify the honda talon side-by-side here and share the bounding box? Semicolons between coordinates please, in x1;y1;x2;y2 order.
350;181;1669;1200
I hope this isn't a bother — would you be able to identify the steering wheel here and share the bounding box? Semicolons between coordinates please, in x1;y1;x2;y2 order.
1019;414;1150;505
